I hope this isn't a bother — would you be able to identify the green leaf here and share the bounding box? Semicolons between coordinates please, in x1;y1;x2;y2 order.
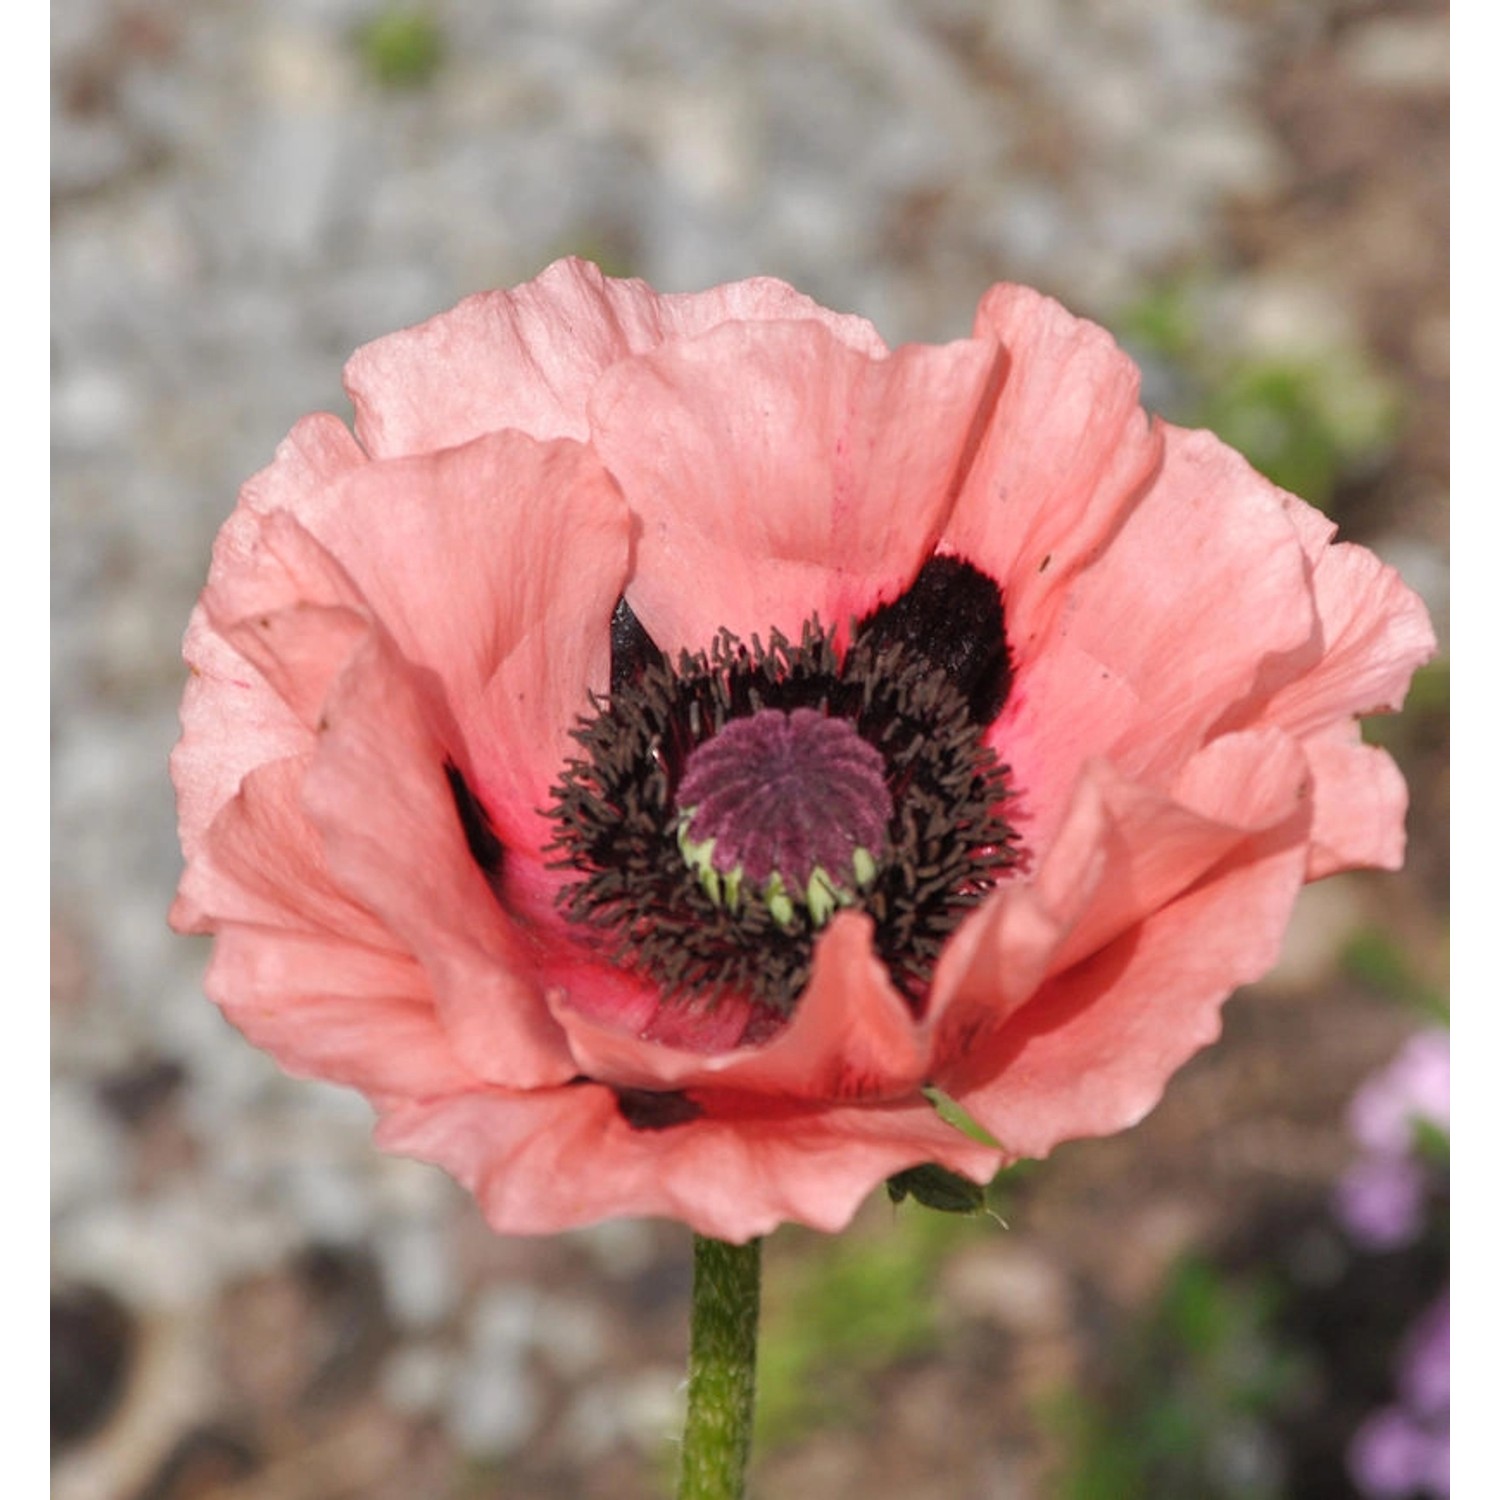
885;1163;987;1214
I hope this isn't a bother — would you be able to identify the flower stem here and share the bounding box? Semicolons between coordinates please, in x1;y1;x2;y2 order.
677;1234;762;1500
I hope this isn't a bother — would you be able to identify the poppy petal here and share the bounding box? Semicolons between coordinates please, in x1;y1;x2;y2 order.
588;319;1003;651
345;256;888;457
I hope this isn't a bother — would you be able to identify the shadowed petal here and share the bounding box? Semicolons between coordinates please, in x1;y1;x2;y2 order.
930;730;1311;1074
545;911;929;1102
375;1082;1001;1242
304;630;576;1090
206;928;481;1103
941;816;1312;1159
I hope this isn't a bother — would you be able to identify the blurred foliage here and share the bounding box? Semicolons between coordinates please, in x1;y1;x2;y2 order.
1338;926;1448;1023
754;1171;1030;1451
1044;1255;1312;1500
756;1214;968;1447
1119;281;1202;364
1402;657;1450;721
1199;356;1397;512
1410;1115;1450;1172
1119;279;1402;513
357;6;444;89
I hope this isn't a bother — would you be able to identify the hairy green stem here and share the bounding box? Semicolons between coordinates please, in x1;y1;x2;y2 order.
677;1234;763;1500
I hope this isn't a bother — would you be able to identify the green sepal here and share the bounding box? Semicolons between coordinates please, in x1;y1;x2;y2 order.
885;1163;987;1215
920;1085;1003;1148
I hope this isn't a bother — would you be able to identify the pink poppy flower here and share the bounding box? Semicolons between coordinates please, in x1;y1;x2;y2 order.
170;259;1435;1242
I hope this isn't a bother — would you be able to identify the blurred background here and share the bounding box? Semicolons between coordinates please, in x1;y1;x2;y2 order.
51;1;1448;1496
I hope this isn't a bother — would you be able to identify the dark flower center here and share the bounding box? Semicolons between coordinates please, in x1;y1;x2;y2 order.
676;707;892;927
539;555;1021;1022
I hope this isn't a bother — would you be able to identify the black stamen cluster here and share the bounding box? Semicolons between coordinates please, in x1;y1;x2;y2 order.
546;616;1017;1018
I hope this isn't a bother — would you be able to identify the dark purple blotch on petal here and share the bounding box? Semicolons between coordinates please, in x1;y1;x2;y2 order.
614;1087;705;1131
859;555;1011;724
609;595;667;695
444;760;505;879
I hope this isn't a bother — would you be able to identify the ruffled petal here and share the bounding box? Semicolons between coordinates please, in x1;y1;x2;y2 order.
172;414;371;859
174;518;407;937
176;756;479;1104
588;319;1002;651
1020;424;1321;786
245;433;628;729
1056;728;1311;969
941;814;1313;1159
217;604;373;743
173;612;311;864
375;1082;1001;1242
240;410;370;511
544;911;929;1102
205;928;480;1102
302;629;576;1090
942;284;1164;656
344;256;889;457
927;773;1117;1061
1250;520;1437;735
172;755;392;945
202;506;367;629
557;971;763;1060
707;913;930;1099
930;729;1311;1070
202;436;631;864
1302;722;1411;878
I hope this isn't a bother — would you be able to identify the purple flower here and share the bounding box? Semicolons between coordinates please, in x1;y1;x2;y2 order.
1399;1293;1449;1418
1334;1152;1427;1252
1348;1030;1450;1156
1347;1291;1449;1499
1349;1409;1447;1499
